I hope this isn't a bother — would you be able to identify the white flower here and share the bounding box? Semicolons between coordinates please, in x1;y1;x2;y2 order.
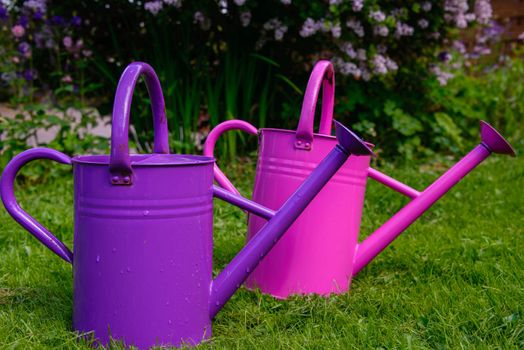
374;25;389;36
163;0;182;8
144;1;163;15
369;11;386;22
240;11;251;27
300;18;319;37
422;2;432;12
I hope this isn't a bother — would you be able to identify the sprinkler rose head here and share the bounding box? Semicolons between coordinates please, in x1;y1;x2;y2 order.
480;120;516;157
334;120;376;157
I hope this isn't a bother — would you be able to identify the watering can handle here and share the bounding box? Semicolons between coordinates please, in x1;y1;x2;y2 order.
294;60;335;150
0;148;73;263
109;62;170;185
203;120;258;195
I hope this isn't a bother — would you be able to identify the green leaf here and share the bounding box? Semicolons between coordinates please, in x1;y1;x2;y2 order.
385;101;423;136
434;112;463;147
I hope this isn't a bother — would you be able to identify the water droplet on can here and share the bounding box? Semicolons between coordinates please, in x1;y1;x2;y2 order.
96;255;100;263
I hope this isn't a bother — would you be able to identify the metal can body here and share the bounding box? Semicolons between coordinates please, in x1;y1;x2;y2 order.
246;129;371;298
72;155;214;348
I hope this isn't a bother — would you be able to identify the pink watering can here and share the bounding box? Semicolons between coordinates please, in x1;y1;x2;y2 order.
204;60;516;299
0;62;374;349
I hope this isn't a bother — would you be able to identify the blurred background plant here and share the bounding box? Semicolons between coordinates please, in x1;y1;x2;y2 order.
0;0;523;170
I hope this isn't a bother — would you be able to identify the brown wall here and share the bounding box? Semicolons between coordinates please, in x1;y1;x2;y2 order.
492;0;524;40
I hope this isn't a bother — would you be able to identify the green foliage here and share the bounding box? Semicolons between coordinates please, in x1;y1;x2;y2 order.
334;51;524;160
0;105;108;177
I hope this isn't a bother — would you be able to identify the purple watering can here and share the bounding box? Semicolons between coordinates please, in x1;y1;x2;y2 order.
204;60;516;299
0;62;374;349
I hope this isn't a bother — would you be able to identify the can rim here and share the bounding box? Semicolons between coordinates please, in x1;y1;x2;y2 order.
259;128;375;148
71;153;215;166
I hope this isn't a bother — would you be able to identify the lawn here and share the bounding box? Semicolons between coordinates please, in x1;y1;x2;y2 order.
0;146;523;349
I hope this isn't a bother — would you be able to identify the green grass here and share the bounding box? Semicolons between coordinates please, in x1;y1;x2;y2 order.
0;150;523;349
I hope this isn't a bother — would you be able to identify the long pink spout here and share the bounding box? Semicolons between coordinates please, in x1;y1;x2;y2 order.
353;121;515;275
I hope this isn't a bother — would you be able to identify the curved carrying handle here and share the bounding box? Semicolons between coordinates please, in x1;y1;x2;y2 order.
203;120;258;195
0;148;73;263
109;62;169;185
294;60;335;150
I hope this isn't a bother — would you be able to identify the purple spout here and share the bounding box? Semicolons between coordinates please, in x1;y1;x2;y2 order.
210;121;373;317
334;120;376;157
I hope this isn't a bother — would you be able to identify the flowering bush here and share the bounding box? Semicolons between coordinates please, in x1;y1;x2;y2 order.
0;0;94;104
139;0;494;83
1;0;521;160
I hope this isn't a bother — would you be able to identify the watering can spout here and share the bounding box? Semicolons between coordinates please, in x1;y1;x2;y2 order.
209;121;374;317
480;121;516;157
353;120;515;275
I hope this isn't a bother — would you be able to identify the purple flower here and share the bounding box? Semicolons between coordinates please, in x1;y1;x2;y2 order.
329;0;342;5
332;57;361;79
418;19;429;29
299;18;318;38
518;32;524;41
240;11;251;27
0;6;8;21
395;22;414;37
340;42;356;58
377;44;387;54
331;23;341;38
385;57;398;71
193;11;204;23
281;0;292;4
422;2;432;12
1;72;16;82
24;0;47;14
164;0;182;8
218;0;228;14
438;51;451;62
431;66;454;86
474;0;492;25
274;28;286;40
346;18;364;37
23;69;36;81
51;15;65;25
33;10;44;21
61;75;73;83
369;11;386;22
144;1;163;15
71;16;82;27
234;0;246;5
357;48;366;61
374;25;389;37
18;42;32;58
452;40;466;54
372;54;388;75
63;36;73;48
19;16;29;28
351;0;363;12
